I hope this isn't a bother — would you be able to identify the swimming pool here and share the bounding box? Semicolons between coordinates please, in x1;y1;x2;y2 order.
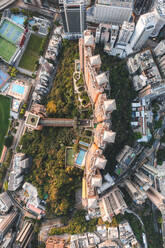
11;14;26;26
12;84;25;95
76;149;86;166
29;19;35;26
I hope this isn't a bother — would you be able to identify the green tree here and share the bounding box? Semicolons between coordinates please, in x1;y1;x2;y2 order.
4;136;13;148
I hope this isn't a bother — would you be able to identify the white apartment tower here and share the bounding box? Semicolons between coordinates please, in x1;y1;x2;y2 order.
94;0;133;25
130;12;157;51
117;21;135;47
152;0;165;37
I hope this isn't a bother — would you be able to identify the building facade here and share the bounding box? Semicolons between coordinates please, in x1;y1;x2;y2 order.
59;0;86;38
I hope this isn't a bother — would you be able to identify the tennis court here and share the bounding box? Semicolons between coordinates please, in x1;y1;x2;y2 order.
0;69;10;88
0;19;24;44
0;19;24;62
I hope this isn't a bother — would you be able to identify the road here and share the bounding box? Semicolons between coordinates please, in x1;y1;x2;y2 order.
125;209;148;248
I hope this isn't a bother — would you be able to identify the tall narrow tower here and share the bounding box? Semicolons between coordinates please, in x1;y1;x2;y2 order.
59;0;86;38
130;12;157;51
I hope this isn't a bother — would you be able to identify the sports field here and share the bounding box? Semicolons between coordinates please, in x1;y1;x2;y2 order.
0;37;16;62
0;95;11;156
19;34;44;71
0;19;24;62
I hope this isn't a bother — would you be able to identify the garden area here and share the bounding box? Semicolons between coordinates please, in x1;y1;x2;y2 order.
47;39;92;119
18;40;87;216
19;34;45;72
95;46;137;173
0;95;11;156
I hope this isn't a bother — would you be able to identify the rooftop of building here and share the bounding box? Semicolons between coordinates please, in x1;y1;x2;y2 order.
25;112;40;128
96;0;133;8
156;0;165;16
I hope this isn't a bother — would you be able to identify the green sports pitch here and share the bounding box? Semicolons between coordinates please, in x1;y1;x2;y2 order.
0;95;11;156
0;19;24;62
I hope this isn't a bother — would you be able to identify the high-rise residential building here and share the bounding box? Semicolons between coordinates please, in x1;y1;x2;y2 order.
94;94;116;123
154;40;165;58
130;12;157;51
152;0;165;37
94;0;133;24
116;21;135;47
59;0;86;38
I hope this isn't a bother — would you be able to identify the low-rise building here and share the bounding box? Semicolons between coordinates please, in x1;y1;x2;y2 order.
16;221;34;248
119;221;140;247
131;99;153;142
99;187;127;222
70;233;100;248
0;211;18;242
124;179;147;205
133;171;153;191
22;182;45;219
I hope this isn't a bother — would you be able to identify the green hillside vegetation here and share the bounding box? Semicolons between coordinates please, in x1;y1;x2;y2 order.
95;46;136;173
19;41;83;216
47;39;80;118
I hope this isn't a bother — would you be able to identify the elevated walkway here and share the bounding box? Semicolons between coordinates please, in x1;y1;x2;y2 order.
39;118;76;127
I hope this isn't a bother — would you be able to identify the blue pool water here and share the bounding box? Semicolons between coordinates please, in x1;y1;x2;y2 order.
11;14;26;26
76;149;86;166
12;84;25;95
0;69;9;86
29;19;35;26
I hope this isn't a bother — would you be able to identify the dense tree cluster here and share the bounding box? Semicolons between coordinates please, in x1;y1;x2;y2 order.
19;41;84;216
47;40;80;118
49;210;98;235
20;128;83;215
95;47;136;173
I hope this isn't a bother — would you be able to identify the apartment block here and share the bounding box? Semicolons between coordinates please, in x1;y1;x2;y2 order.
94;0;133;25
0;211;18;242
94;122;116;149
124;179;147;204
0;192;12;215
133;171;153;191
94;94;116;123
130;12;157;51
152;0;165;37
116;21;135;47
16;221;34;248
119;221;140;247
154;40;165;77
8;153;32;191
99;187;127;222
